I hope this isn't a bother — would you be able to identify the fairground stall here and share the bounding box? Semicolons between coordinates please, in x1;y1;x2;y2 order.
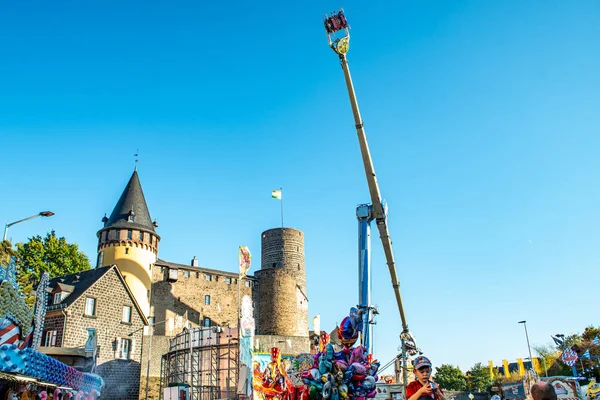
0;258;103;399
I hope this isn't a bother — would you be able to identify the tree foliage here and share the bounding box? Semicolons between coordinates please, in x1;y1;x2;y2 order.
0;240;17;266
467;363;490;392
434;364;467;391
15;231;91;304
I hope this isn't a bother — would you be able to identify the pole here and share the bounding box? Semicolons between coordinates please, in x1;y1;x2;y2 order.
145;324;152;400
280;187;284;229
519;321;534;372
401;337;407;399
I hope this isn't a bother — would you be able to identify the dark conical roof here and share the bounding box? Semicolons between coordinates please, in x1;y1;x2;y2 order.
101;170;158;235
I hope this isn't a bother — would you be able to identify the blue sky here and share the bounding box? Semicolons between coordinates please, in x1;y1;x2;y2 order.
1;1;599;371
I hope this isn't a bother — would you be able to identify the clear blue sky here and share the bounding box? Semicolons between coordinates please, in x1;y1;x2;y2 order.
1;1;598;372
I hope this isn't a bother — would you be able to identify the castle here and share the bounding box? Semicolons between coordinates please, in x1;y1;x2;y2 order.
96;170;310;389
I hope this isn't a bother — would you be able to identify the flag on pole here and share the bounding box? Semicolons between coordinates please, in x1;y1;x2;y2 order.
582;349;591;358
238;246;252;277
593;336;599;346
552;336;565;347
271;189;282;200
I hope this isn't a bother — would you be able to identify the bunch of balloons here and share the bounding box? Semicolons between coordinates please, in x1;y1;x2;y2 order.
299;308;380;400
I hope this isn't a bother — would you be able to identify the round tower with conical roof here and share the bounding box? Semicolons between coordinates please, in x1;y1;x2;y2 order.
97;170;159;317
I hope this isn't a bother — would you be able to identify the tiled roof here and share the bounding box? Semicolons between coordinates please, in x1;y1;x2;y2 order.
156;258;256;280
101;170;158;235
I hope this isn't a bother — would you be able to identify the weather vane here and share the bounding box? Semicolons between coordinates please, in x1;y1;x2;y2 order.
134;149;139;170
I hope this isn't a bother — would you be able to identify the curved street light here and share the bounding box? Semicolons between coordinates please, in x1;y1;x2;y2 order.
3;211;55;242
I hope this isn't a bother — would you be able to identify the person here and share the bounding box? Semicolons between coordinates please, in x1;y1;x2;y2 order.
406;356;446;400
530;381;557;400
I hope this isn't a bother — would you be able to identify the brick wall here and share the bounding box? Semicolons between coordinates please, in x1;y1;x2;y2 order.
64;267;146;400
42;312;65;347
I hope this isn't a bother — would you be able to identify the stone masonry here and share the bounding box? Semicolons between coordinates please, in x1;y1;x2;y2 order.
43;267;145;400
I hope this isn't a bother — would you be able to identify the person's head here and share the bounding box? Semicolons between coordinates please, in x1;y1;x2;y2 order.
412;356;433;384
531;381;557;400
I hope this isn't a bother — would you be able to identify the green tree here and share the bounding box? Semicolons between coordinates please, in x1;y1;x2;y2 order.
466;363;490;392
15;231;91;304
0;240;16;266
434;364;467;391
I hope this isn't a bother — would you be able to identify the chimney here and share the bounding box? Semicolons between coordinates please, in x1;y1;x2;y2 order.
191;256;198;267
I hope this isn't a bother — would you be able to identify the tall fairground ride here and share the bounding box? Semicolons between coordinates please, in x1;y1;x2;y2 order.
323;10;419;390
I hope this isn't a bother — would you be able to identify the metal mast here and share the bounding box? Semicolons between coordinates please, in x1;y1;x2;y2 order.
323;9;418;390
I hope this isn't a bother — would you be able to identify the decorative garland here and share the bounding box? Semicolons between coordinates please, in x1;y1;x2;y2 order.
0;280;33;334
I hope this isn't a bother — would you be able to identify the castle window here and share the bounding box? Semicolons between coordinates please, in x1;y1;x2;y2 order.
272;263;276;268
128;214;134;222
103;231;108;241
203;317;211;327
205;295;211;305
225;277;232;285
116;231;121;240
244;281;251;287
96;251;104;268
122;306;132;323
85;297;96;316
205;274;212;281
139;232;143;240
44;330;57;347
127;230;132;240
196;272;199;279
125;248;129;254
184;270;190;278
118;338;131;359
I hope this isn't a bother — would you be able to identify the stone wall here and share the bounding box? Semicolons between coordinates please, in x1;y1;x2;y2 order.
257;228;308;338
42;312;65;346
150;263;253;336
140;334;171;377
254;334;310;355
63;268;145;400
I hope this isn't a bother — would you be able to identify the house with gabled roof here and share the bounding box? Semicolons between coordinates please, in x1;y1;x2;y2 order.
40;264;147;400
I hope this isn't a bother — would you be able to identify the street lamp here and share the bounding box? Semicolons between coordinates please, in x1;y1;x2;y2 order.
130;319;166;400
518;321;534;373
3;211;55;242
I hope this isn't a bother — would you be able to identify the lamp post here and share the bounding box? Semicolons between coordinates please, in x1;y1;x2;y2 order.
130;319;166;400
518;321;534;373
3;211;55;242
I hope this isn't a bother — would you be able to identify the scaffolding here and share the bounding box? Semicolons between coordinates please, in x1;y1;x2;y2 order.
160;326;240;400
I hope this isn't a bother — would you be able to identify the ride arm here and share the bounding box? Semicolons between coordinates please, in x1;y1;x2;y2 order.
339;55;409;334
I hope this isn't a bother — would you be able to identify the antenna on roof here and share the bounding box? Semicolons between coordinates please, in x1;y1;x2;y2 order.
134;149;139;171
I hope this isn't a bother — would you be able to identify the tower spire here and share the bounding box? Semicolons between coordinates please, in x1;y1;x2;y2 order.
134;149;139;171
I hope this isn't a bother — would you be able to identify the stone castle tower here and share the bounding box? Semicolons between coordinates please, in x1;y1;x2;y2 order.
256;228;309;338
97;170;159;317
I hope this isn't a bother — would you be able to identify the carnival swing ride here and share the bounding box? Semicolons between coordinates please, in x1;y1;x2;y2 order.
254;10;418;400
323;8;419;389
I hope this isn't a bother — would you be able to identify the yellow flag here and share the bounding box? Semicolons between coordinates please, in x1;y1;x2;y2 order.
489;361;495;381
532;358;542;374
503;360;510;377
517;358;525;376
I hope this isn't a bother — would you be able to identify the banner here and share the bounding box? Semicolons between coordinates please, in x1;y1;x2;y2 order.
239;246;252;277
561;348;578;367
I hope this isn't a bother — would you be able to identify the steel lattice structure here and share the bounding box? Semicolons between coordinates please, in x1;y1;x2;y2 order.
159;326;240;400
